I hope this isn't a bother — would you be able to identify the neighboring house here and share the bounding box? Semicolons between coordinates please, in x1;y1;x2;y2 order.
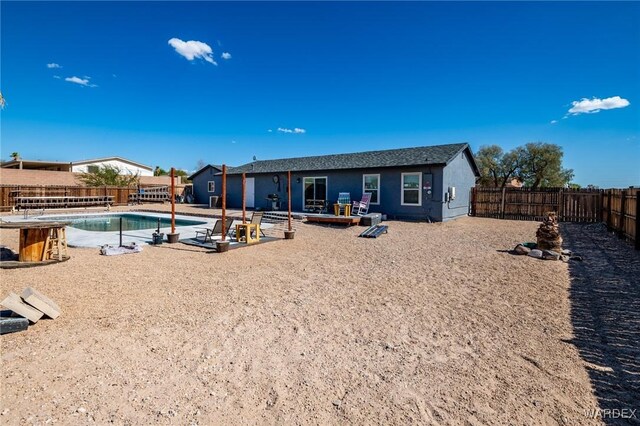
71;157;154;176
188;164;223;206
506;178;524;188
2;156;153;176
1;159;72;171
191;143;480;221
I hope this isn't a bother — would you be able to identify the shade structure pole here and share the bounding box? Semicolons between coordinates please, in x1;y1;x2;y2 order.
221;164;227;241
242;172;246;224
170;167;176;234
288;170;292;231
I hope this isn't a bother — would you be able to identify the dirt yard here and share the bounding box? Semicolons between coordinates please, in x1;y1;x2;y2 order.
1;212;604;425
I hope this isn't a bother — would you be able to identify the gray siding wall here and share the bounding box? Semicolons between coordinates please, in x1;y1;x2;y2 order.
223;166;446;221
192;167;222;205
192;159;476;221
441;150;477;221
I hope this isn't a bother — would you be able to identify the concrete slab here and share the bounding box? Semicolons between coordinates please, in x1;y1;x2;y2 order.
21;287;61;319
0;292;44;323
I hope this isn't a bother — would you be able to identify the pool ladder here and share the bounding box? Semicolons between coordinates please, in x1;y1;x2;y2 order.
23;209;45;219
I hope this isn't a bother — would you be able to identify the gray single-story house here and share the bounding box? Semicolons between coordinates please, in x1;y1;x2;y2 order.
188;164;223;206
190;143;480;221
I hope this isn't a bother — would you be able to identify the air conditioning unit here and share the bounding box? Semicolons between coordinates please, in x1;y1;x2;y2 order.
209;196;219;209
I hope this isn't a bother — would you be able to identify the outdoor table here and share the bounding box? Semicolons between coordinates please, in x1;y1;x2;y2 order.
333;203;351;216
235;223;260;244
0;221;70;262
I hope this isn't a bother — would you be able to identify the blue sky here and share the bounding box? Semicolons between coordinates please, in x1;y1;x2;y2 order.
1;1;638;187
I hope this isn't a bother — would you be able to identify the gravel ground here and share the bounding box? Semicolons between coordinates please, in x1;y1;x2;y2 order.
1;212;603;425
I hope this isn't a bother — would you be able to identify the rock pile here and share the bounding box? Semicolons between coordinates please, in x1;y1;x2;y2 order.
536;212;562;252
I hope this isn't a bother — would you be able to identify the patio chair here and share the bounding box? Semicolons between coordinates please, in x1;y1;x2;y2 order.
250;211;267;237
336;192;351;215
195;219;233;243
352;193;372;216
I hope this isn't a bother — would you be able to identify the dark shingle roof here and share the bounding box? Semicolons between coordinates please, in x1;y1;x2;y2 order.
227;143;478;175
188;164;223;180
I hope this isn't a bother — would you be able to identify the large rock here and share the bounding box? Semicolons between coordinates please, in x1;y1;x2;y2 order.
542;250;560;261
528;249;543;259
536;212;563;251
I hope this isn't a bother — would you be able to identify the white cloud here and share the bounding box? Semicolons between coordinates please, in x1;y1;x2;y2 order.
65;76;97;87
168;38;217;65
47;63;61;68
277;127;306;134
550;120;558;124
267;129;273;132
221;52;232;60
567;96;630;115
53;75;61;79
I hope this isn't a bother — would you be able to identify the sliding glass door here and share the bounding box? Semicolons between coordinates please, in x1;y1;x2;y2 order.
303;177;327;211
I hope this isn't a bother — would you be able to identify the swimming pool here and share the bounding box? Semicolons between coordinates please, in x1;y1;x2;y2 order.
30;212;213;247
50;213;207;232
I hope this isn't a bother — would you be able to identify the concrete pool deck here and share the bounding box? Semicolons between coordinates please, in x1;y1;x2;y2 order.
0;211;275;248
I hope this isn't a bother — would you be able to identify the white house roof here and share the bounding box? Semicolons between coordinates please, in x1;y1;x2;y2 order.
72;156;153;171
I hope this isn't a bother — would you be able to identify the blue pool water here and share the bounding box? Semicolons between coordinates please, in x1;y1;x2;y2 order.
44;214;207;232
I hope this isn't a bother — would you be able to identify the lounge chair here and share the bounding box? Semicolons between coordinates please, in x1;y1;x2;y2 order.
195;219;233;243
352;193;372;216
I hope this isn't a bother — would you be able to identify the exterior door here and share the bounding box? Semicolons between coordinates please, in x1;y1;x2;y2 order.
302;177;327;211
245;178;255;208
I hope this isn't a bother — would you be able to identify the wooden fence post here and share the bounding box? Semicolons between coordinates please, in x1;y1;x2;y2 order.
469;187;476;217
500;187;506;219
635;190;640;250
619;189;627;238
606;190;612;230
558;188;564;221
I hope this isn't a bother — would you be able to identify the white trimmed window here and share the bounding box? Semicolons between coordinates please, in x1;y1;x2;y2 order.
208;181;215;192
363;174;380;205
401;172;422;206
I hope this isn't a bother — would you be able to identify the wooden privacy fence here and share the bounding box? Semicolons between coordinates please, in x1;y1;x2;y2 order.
0;185;164;210
470;187;639;249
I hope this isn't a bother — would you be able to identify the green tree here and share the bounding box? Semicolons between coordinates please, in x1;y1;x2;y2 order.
154;166;168;176
78;165;140;187
0;91;6;109
519;142;574;189
10;152;20;161
475;145;522;187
